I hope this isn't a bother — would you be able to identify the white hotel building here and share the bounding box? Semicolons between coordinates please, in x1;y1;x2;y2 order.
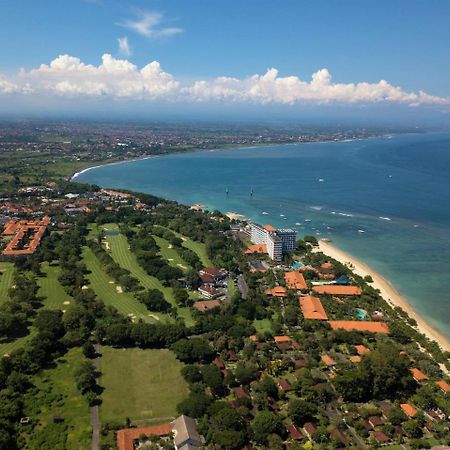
250;223;296;261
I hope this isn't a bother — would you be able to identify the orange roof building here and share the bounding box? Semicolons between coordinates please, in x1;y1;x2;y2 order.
285;271;307;290
265;286;287;298
435;380;450;393
329;321;389;333
410;368;429;382
263;224;277;232
400;403;418;418
313;285;362;296
244;244;267;254
274;336;291;343
299;295;328;320
321;354;336;367
350;355;362;363
355;344;370;355
117;422;173;450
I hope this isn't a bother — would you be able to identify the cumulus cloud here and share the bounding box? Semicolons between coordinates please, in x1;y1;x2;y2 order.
0;53;447;107
117;36;131;56
118;11;183;39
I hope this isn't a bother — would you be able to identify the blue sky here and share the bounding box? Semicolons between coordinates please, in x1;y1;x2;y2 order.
0;0;449;119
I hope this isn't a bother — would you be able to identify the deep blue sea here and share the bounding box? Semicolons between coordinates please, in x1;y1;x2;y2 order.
75;132;450;340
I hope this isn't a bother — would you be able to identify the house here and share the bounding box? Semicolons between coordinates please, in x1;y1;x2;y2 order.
368;415;384;428
193;299;221;312
287;424;304;440
278;378;292;393
285;271;308;290
410;368;429;382
212;357;225;370
313;285;362;296
400;403;418;418
350;355;362;363
299;295;328;320
198;284;221;299
274;336;291;343
117;422;173;450
233;386;250;399
355;344;370;355
321;354;336;367
436;380;450;393
318;262;335;280
372;430;390;443
303;422;317;440
199;267;227;282
330;428;349;446
172;415;203;450
328;321;389;333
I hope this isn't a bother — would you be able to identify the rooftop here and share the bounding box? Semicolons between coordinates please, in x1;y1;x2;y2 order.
313;285;362;296
400;403;418;417
329;321;389;333
117;422;173;450
285;271;307;290
299;295;328;320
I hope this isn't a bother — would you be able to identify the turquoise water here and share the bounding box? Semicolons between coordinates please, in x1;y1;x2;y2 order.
292;262;304;269
355;308;368;320
74;132;450;340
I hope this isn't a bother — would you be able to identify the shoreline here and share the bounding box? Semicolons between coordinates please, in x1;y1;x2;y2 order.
317;240;450;353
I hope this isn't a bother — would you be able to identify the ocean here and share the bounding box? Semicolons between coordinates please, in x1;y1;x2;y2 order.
74;132;450;340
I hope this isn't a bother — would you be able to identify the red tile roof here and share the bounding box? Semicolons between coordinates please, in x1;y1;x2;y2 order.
355;344;370;355
285;271;307;290
274;336;291;343
299;295;328;320
265;286;287;298
400;403;418;417
287;424;304;440
410;368;429;382
436;380;450;393
117;423;173;450
313;285;362;296
329;321;389;333
244;244;267;254
263;225;277;232
321;354;336;367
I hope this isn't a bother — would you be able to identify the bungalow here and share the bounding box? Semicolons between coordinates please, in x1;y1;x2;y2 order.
410;368;429;382
212;357;225;370
350;355;362;363
400;403;418;418
285;271;308;290
372;430;390;443
299;295;328;320
274;336;291;343
436;380;450;393
233;386;250;399
355;344;370;355
368;415;384;428
313;285;362;296
330;428;349;447
199;267;227;282
278;378;292;393
319;262;335;280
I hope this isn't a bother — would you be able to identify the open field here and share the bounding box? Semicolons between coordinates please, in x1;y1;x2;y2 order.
100;347;188;422
21;347;91;450
82;246;161;323
101;224;194;325
0;261;14;301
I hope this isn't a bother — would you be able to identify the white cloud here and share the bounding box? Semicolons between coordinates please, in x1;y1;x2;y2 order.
117;36;131;57
1;53;447;107
118;11;183;39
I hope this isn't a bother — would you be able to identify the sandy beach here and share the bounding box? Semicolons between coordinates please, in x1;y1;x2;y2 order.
317;240;450;353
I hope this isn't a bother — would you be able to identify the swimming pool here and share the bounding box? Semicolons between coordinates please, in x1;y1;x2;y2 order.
292;262;304;269
355;308;368;320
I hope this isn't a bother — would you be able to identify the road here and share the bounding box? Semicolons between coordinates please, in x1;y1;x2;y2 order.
237;275;248;299
91;344;101;450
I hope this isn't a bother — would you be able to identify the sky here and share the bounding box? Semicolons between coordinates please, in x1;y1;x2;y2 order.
0;0;449;121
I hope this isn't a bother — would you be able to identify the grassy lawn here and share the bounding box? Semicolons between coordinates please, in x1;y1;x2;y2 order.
21;347;91;450
38;262;73;310
253;318;273;334
82;246;161;323
0;261;14;302
101;224;194;326
100;347;188;422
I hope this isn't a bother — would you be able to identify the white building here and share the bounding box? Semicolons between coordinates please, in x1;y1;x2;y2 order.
249;223;296;261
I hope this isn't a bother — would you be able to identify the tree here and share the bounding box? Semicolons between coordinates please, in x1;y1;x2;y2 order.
403;420;423;439
177;392;211;418
34;310;65;338
181;365;202;383
234;362;258;385
173;287;190;307
201;365;225;395
251;410;283;444
137;289;171;312
288;398;318;425
257;375;278;398
74;361;97;395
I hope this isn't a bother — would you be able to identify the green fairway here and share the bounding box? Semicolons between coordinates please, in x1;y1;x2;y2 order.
101;225;194;325
100;347;189;422
169;229;212;267
0;261;14;302
21;347;91;450
83;246;162;323
38;262;73;310
153;235;189;271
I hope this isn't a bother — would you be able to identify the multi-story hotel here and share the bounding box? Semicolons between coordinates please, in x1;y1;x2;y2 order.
249;223;296;261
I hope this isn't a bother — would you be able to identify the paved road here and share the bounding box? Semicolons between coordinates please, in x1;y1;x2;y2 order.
237;275;248;299
91;344;101;450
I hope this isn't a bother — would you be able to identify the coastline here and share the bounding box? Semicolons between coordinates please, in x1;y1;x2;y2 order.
317;240;450;353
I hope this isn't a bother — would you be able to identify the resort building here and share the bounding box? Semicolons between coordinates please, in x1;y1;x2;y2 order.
1;216;50;257
285;271;308;290
299;295;328;320
328;321;389;333
312;285;362;296
249;223;296;261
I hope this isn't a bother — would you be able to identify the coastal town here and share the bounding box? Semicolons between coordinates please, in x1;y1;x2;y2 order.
0;161;449;450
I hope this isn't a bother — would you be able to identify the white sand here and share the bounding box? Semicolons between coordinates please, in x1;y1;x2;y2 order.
148;314;161;321
177;263;188;270
317;240;450;352
63;301;70;305
116;286;123;293
226;211;245;220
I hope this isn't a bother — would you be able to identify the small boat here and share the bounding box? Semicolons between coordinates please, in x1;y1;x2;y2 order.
262;211;269;215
